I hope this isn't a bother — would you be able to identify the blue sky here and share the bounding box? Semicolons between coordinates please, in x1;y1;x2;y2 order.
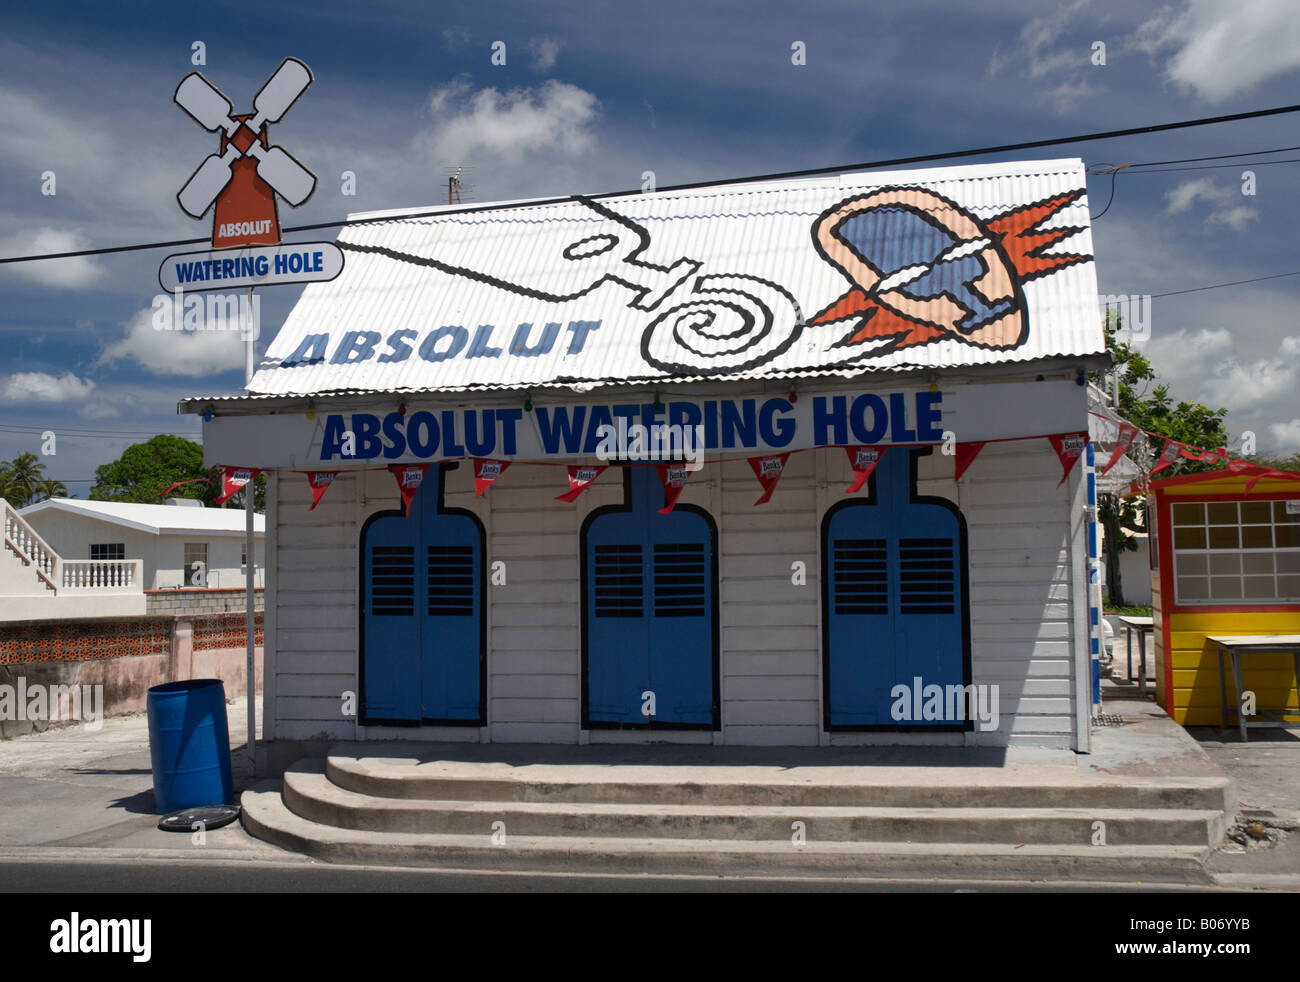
2;0;1299;494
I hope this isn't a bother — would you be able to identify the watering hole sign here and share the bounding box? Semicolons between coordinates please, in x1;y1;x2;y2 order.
158;241;344;292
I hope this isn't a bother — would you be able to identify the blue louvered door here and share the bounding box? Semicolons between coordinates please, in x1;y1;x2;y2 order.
583;467;717;728
823;449;969;728
362;465;485;725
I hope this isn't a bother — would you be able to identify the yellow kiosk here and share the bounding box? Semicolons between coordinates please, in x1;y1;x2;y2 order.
1148;469;1300;735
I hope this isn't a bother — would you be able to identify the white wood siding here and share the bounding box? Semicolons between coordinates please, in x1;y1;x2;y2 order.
269;399;1082;748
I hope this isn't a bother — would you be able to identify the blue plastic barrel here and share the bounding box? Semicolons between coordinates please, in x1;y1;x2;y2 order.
146;679;233;813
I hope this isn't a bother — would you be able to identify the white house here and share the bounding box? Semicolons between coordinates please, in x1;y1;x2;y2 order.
182;157;1110;753
16;498;264;592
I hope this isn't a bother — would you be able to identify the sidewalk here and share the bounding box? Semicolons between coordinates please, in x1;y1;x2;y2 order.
1100;652;1300;886
1;692;1296;888
0;697;303;863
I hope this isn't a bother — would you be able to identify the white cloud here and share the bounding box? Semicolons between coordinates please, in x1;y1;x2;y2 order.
420;79;599;166
529;37;561;71
0;228;104;288
0;370;95;404
1163;178;1258;230
98;306;246;377
1206;205;1260;231
983;0;1102;113
1147;327;1299;415
1267;419;1300;453
1135;0;1300;101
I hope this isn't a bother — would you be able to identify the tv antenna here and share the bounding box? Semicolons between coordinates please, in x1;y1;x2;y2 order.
445;165;473;204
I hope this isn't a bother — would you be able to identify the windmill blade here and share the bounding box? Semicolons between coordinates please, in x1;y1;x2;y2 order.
177;145;239;218
245;143;317;206
248;57;313;130
174;73;239;135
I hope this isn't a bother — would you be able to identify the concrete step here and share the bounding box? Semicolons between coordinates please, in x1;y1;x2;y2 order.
285;762;1226;847
325;753;1234;812
242;781;1217;884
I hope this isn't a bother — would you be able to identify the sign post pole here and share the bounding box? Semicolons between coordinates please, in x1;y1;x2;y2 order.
172;56;322;780
245;286;256;772
246;482;256;773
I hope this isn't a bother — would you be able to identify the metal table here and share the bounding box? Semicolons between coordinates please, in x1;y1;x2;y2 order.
1208;634;1300;742
1117;615;1155;698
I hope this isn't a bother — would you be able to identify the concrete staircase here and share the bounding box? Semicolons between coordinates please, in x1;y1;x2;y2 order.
242;742;1234;883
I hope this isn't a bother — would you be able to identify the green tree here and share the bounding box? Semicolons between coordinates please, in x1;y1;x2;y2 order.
1090;314;1231;606
0;452;60;507
32;477;67;503
90;434;266;510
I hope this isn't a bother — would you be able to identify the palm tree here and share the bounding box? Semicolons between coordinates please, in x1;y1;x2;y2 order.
31;477;67;503
0;453;60;506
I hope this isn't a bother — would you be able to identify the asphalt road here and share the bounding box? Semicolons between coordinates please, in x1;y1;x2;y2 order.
0;856;1233;892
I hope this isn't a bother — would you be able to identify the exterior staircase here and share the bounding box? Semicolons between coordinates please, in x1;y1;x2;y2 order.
2;497;142;598
242;738;1235;884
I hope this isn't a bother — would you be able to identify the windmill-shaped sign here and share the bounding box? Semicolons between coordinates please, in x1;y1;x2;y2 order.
159;57;343;292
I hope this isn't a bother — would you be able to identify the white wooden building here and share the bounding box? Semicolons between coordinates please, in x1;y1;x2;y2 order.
183;158;1109;753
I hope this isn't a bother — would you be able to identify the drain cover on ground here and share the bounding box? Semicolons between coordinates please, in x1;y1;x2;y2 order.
158;805;241;833
1091;713;1126;727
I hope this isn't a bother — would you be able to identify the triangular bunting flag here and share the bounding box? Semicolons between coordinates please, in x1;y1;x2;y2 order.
390;463;430;517
954;442;985;482
213;466;261;505
748;453;790;505
472;458;510;497
1048;431;1089;486
1180;446;1222;465
1244;466;1292;493
305;471;337;511
655;463;693;514
556;464;607;502
1148;439;1183;478
1225;458;1253;474
1101;421;1138;476
844;446;885;494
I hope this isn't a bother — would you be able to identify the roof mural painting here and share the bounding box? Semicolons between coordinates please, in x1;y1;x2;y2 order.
809;187;1089;356
256;160;1104;397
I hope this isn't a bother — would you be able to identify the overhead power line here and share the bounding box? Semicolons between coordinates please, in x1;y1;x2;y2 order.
4;101;1300;266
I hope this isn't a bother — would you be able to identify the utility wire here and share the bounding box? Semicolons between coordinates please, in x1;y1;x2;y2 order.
1116;156;1300;175
1149;269;1300;299
1103;143;1300;170
4;100;1300;266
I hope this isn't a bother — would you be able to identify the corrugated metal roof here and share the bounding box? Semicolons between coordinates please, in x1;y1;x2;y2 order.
244;158;1104;398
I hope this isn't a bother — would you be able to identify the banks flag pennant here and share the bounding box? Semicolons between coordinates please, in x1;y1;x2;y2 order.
954;442;985;482
556;464;607;503
1101;421;1139;476
1225;457;1253;473
844;446;885;494
1148;439;1183;478
748;453;791;505
213;466;261;505
1181;446;1223;465
390;463;430;517
655;463;693;514
472;458;510;497
1244;466;1294;493
304;471;337;511
1048;431;1089;486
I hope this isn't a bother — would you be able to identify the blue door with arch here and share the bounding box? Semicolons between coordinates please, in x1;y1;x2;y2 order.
822;448;971;729
581;467;719;729
360;463;485;725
